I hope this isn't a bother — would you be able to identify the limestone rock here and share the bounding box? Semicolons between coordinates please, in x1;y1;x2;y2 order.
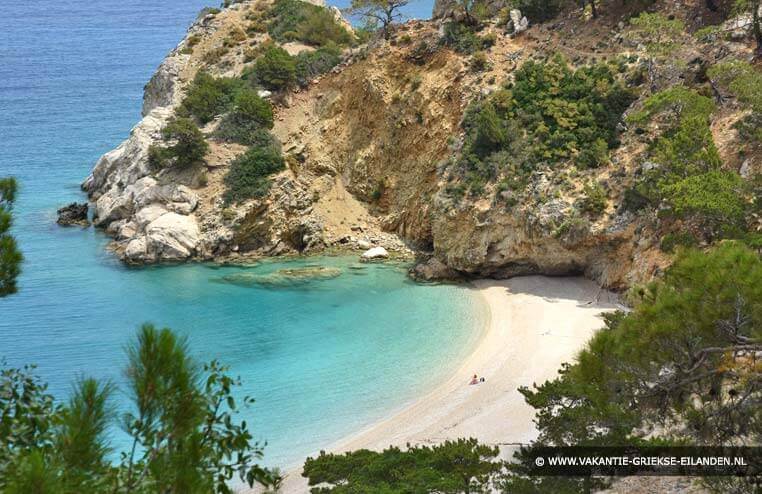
83;107;171;199
145;213;200;260
411;256;461;281
361;246;389;260
125;236;148;262
56;203;90;227
142;55;185;116
134;204;169;228
508;9;529;34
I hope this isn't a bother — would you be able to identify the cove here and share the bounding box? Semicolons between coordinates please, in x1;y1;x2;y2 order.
0;0;483;468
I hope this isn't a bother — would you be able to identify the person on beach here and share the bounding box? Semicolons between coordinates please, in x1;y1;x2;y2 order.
469;374;486;385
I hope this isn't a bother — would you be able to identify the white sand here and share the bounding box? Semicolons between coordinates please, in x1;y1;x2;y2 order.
266;276;619;493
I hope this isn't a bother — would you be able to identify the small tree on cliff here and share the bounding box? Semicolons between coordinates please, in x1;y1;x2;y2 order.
628;12;685;91
347;0;410;39
734;0;762;56
0;178;22;297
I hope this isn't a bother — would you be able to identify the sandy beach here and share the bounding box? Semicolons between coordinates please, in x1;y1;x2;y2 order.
270;275;620;493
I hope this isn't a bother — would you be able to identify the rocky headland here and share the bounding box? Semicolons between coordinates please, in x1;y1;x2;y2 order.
80;0;760;290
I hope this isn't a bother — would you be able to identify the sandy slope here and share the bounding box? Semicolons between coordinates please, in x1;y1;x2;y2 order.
266;275;620;493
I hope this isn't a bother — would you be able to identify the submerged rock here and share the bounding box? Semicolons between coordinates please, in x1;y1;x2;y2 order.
220;266;342;288
361;247;389;260
57;203;90;227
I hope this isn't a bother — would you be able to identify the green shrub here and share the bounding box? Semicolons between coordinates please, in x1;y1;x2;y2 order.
708;60;762;147
579;181;607;216
214;89;274;145
148;118;209;169
441;22;491;54
177;71;243;124
267;0;352;47
224;146;285;203
303;439;500;493
294;44;342;86
623;87;752;239
629;87;724;207
659;231;696;253
250;44;297;90
663;170;747;235
456;55;635;194
470;50;489;71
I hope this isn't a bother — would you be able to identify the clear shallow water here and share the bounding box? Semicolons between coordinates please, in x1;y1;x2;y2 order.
0;0;484;469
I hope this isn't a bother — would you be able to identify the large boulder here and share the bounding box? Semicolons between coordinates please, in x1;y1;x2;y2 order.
507;9;529;34
144;213;200;260
56;203;90;227
361;246;389;260
134;204;169;228
133;182;199;215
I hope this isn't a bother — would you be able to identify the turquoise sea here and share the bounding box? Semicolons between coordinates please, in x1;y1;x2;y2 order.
0;0;487;468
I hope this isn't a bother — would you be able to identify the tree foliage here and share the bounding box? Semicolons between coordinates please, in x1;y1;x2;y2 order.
347;0;409;39
302;438;501;493
252;43;298;90
456;55;635;195
708;60;762;147
627;86;750;238
214;88;274;145
0;178;22;297
148;117;210;170
177;71;244;124
628;12;685;89
267;0;353;47
0;325;277;493
224;146;286;203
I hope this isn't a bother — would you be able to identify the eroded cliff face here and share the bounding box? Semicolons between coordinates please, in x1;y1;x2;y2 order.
83;0;759;289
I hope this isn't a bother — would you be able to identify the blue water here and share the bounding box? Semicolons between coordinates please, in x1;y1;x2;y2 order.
0;0;483;469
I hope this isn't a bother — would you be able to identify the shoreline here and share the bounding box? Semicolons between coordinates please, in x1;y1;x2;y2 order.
269;275;620;493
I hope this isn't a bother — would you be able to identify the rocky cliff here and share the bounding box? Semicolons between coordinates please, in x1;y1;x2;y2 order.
82;0;760;289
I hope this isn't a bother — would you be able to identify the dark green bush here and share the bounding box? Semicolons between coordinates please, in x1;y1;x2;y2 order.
303;438;500;493
294;44;342;86
148;117;209;169
627;87;751;239
267;0;352;47
579;181;607;216
249;44;297;90
659;231;697;253
177;71;243;124
224;146;285;203
214;89;274;145
441;22;492;54
663;170;747;234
